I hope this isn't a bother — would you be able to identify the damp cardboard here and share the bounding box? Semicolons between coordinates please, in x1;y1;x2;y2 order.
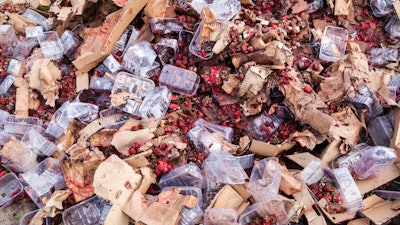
249;140;296;157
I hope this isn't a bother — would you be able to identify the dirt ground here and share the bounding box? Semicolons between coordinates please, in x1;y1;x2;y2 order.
0;201;37;225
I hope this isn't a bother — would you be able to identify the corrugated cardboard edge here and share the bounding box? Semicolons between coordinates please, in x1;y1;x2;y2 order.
78;119;104;141
104;204;130;225
72;0;149;72
249;140;296;157
361;194;400;225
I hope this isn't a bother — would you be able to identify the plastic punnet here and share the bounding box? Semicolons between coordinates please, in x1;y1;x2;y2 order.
353;146;397;179
138;86;172;120
204;208;238;225
12;39;38;61
159;64;200;96
189;0;241;21
162;186;204;225
67;102;99;124
99;108;129;129
111;72;155;115
122;41;157;75
0;24;18;57
235;152;255;169
61;30;81;60
155;38;178;65
21;126;57;156
239;199;288;225
22;9;52;30
0;173;23;209
89;76;114;91
4;115;43;138
319;26;348;62
26;26;44;39
194;118;234;142
189;23;214;60
188;126;222;154
159;163;205;188
45;101;73;138
38;31;64;60
370;0;396;17
7;59;22;76
103;54;121;73
247;111;282;142
367;115;394;147
247;157;281;203
0;75;16;95
150;18;183;35
62;195;111;225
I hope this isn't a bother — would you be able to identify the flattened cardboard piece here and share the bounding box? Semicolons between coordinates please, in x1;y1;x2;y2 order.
286;152;400;195
93;155;143;207
139;202;180;225
111;128;155;156
393;0;400;20
90;129;116;147
280;165;302;195
144;0;169;18
238;65;272;97
78;119;104;141
347;218;370;225
15;80;29;116
72;0;149;72
208;185;250;215
137;166;156;195
124;149;152;168
76;72;89;92
104;204;130;225
390;107;400;162
158;188;198;210
122;190;150;221
317;198;357;223
361;194;400;225
329;107;362;146
303;109;333;134
334;0;353;15
249;140;296;157
292;184;327;225
320;139;341;164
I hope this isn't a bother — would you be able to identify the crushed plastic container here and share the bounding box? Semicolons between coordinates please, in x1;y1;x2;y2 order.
0;75;16;95
103;54;121;74
368;115;394;147
319;26;348;62
45;101;73;138
121;27;139;57
25;26;44;39
138;86;172;120
89;76;115;91
150;18;183;35
189;0;241;21
99;108;129;129
189;23;214;60
111;72;155;115
353;146;397;179
247;157;281;203
239;199;288;225
38;31;64;60
20;157;65;207
204;208;238;225
0;173;23;209
62;195;111;225
188;126;222;153
308;0;324;13
22;9;52;31
194;118;234;142
0;132;11;146
67;102;99;124
0;24;18;57
162;186;204;225
155;38;178;65
4;115;43;138
159;163;205;188
12;38;38;61
235;152;256;170
61;30;81;60
385;16;400;39
21;126;57;156
1;146;38;173
370;0;396;17
122;41;157;75
7;59;22;76
159;64;200;96
368;48;398;65
247;111;282;142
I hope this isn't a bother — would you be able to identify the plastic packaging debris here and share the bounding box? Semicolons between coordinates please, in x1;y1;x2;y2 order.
188;126;222;153
159;64;200;96
20;157;66;207
204;208;238;225
110;72;155;115
89;76;115;92
162;186;204;225
45;101;73;138
122;41;157;76
61;30;82;61
0;173;23;209
103;54;121;74
247;157;281;202
67;102;99;124
150;18;184;35
62;195;111;225
319;26;348;62
235;152;255;169
4;115;43;138
111;28;130;60
368;48;398;65
158;163;205;189
155;38;179;65
239;199;288;225
38;31;64;60
352;146;397;179
385;16;400;39
347;85;383;120
122;27;140;57
370;0;396;17
26;26;44;39
194;118;234;142
308;0;324;13
1;145;38;173
7;58;22;76
22;9;52;31
189;23;214;60
21;126;57;156
367;115;394;147
0;132;11;146
12;38;39;61
138;86;172;120
247;111;282;142
0;75;16;95
99;108;129;129
0;25;18;57
189;0;241;21
374;190;400;200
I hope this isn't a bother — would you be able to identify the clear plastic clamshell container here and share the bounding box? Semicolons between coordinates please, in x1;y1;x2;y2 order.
4;115;43;138
89;76;114;92
21;125;57;156
111;72;155;115
25;26;44;39
0;173;23;209
20;209;52;225
0;75;16;95
188;126;222;154
194;118;234;142
103;54;121;74
61;30;82;60
155;38;178;65
122;41;157;75
204;208;238;225
0;24;18;57
22;9;52;31
247;111;282;142
62;195;111;225
189;0;241;21
138;86;172;120
149;18;183;35
319;26;348;62
159;64;200;96
38;31;64;60
99;108;130;129
239;199;288;225
247;157;281;203
158;163;205;189
189;23;214;60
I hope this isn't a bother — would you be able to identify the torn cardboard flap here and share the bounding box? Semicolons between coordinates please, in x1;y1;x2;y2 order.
111;128;155;156
292;184;327;225
208;184;250;215
361;194;400;225
104;204;130;225
249;140;296;157
124;149;152;168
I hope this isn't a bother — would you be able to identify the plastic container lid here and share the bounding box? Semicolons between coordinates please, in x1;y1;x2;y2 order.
159;65;200;96
319;26;348;62
62;195;110;225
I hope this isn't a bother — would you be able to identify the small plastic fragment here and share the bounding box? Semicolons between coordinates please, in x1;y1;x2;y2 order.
319;26;348;62
0;173;23;209
159;65;200;96
138;86;172;120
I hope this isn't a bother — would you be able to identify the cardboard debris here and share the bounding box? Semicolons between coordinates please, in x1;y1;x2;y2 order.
124;149;152;168
93;155;143;207
111;129;155;156
361;195;400;225
73;0;149;72
249;140;296;157
292;184;327;225
78;119;104;141
280;166;302;195
104;204;130;225
208;184;250;215
90;129;117;147
14;78;30;116
75;71;89;92
238;65;272;97
394;0;400;20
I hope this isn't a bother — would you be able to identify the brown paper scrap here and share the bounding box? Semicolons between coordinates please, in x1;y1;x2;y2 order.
249;140;296;157
208;185;250;215
111;129;155;156
238;65;272;97
15;79;29;116
394;0;400;20
361;195;400;225
144;0;169;18
280;165;302;195
104;204;130;225
334;0;353;16
93;155;143;207
76;72;89;92
124;149;152;168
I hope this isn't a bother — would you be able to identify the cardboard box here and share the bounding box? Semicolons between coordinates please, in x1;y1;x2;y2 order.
360;194;400;224
72;0;149;72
